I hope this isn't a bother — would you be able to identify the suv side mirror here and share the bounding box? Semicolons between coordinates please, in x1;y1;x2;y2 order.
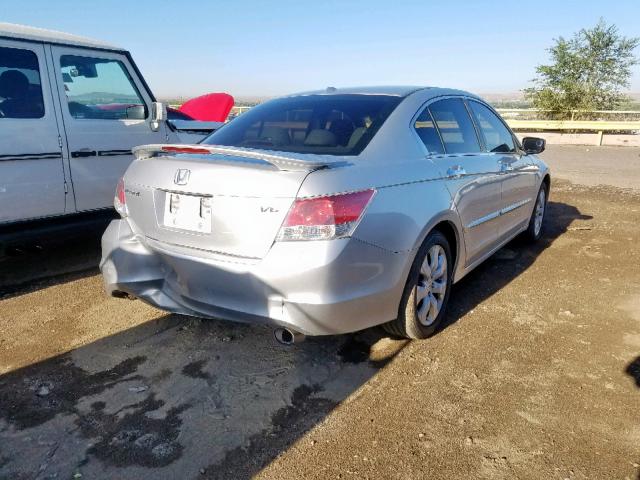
522;137;545;154
150;101;167;131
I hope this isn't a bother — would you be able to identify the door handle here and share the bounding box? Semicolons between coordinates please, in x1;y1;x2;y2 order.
71;149;97;158
499;160;514;172
446;165;466;178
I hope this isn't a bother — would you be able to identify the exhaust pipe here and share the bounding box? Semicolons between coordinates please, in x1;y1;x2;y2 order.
274;327;305;345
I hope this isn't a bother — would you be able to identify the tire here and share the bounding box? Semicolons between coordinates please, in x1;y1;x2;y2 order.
384;230;453;339
523;183;548;242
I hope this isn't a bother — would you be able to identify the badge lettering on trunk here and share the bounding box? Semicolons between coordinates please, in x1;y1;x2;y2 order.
174;169;191;185
261;206;279;213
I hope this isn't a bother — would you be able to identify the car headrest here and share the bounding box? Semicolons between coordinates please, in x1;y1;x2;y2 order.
347;127;367;149
0;70;29;98
329;119;355;146
259;126;290;146
304;129;337;147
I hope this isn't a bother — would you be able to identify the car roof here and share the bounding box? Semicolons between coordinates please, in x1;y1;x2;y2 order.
284;85;481;100
0;23;125;51
287;86;430;97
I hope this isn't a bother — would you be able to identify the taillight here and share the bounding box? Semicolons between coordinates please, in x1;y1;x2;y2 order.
276;189;375;241
162;146;211;154
114;177;128;217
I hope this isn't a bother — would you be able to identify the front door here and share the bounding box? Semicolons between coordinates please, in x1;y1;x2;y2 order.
50;45;165;212
419;97;503;266
0;40;66;223
466;100;537;239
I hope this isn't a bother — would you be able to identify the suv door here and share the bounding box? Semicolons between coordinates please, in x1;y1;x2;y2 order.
0;40;66;223
467;100;536;239
50;46;165;212
415;97;502;266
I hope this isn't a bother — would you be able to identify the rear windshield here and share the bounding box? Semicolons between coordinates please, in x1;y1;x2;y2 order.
201;94;402;156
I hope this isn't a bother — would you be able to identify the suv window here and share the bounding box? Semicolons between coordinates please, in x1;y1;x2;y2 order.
203;94;402;156
0;46;44;119
468;101;516;153
60;55;146;120
414;108;445;154
428;98;481;154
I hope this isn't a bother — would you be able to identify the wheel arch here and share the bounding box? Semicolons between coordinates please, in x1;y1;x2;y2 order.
410;211;465;283
542;173;551;194
431;220;459;277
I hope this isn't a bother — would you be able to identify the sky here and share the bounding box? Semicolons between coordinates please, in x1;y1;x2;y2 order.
3;0;640;99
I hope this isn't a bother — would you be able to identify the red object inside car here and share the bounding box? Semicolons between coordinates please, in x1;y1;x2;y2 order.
178;92;234;122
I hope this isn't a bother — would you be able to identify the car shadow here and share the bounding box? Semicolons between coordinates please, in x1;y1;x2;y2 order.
0;198;592;479
625;356;640;388
0;312;406;479
0;214;110;298
440;200;593;333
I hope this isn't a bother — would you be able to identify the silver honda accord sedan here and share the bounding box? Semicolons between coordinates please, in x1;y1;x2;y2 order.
100;86;550;342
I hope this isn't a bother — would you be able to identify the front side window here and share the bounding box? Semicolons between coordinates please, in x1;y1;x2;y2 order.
428;98;481;154
203;94;402;156
0;46;44;119
60;55;146;120
468;101;516;153
414;108;445;154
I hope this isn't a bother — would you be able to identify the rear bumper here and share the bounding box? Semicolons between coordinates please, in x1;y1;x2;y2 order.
100;219;412;336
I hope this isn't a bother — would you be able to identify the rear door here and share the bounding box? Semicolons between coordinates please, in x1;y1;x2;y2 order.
467;100;537;239
0;39;66;223
416;97;503;266
50;45;165;212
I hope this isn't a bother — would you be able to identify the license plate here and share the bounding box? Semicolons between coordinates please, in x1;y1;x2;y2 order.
163;192;212;233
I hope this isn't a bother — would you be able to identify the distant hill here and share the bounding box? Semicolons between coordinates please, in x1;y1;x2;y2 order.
69;92;141;104
161;91;640;111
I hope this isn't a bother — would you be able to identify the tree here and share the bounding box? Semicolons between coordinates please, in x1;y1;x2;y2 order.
524;20;639;118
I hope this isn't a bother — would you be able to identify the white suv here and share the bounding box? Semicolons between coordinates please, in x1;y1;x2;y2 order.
0;23;215;225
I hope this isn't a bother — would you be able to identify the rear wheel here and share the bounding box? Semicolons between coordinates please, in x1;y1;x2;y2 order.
384;231;452;339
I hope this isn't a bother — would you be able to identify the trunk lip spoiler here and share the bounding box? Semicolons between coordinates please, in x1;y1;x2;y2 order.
132;144;346;171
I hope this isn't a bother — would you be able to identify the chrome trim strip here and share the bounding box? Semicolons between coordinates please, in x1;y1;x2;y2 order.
500;197;532;215
466;197;532;229
466;210;501;229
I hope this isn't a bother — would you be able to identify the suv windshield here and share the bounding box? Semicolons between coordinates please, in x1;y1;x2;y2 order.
202;94;402;156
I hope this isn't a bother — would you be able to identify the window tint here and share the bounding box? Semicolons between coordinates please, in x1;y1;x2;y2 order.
428;98;481;154
414;108;444;154
60;55;146;120
468;101;516;153
203;94;402;156
0;46;44;119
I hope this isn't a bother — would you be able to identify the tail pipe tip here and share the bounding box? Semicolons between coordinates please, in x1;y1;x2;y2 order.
274;327;305;345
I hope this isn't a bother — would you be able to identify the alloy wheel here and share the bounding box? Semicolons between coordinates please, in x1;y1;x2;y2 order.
416;244;448;326
534;189;546;237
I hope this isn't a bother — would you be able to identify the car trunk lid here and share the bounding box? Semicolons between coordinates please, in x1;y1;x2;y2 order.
123;144;340;259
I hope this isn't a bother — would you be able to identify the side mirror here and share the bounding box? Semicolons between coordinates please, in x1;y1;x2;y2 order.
150;101;167;132
522;137;546;154
126;104;146;120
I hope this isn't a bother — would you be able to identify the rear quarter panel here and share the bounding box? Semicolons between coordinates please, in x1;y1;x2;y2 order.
298;158;466;280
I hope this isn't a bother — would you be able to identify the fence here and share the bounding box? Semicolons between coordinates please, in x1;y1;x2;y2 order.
496;109;640;146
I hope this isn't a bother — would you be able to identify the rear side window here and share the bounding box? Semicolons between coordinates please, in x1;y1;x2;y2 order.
60;55;147;120
428;98;481;154
468;101;516;153
203;94;402;156
0;46;44;119
414;108;445;154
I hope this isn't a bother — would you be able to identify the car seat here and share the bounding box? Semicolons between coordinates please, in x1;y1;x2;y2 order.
0;70;43;118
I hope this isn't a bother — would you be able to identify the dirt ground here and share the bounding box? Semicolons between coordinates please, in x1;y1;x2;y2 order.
0;146;639;479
